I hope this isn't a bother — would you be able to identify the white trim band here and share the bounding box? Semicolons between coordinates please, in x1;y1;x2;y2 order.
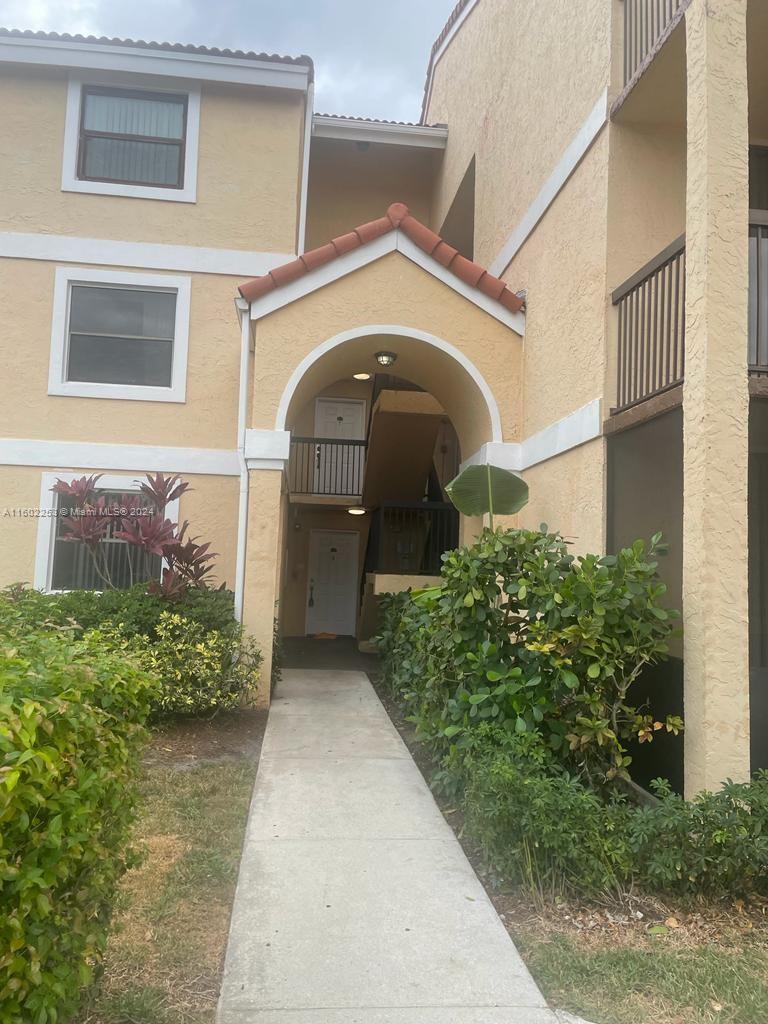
244;429;291;461
489;89;608;277
0;231;295;277
460;399;602;473
0;438;240;476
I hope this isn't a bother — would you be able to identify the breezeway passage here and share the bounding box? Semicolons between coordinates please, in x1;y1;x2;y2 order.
216;669;559;1023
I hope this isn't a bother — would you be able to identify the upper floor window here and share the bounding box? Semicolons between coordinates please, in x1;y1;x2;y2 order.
48;267;191;403
62;78;200;202
78;87;188;189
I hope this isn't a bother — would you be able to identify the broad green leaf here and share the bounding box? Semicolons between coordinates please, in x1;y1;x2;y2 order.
445;464;529;522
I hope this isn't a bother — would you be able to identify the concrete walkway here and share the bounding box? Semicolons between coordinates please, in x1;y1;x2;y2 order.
217;669;558;1023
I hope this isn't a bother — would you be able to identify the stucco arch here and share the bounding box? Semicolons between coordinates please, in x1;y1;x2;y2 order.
276;325;502;457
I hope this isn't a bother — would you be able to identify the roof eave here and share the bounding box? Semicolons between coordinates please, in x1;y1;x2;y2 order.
312;115;448;150
0;32;312;91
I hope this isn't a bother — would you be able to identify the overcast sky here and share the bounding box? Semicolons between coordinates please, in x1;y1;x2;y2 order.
0;0;456;121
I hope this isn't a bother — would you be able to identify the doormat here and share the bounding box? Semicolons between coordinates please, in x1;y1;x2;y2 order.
311;632;338;640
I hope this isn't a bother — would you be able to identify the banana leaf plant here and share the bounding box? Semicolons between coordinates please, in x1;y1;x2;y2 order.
445;463;528;530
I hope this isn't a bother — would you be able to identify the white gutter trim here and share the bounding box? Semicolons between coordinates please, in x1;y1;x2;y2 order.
489;89;608;277
234;309;252;623
312;115;448;150
0;36;311;90
298;83;314;254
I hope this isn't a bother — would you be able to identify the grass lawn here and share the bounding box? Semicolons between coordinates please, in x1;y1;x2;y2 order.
77;711;265;1024
507;898;768;1024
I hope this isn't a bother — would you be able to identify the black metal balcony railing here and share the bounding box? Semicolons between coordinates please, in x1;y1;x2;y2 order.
623;0;685;86
288;437;366;497
612;218;768;412
364;502;459;577
612;236;686;412
749;218;768;377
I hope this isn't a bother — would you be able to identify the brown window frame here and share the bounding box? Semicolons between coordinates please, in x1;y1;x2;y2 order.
76;85;189;191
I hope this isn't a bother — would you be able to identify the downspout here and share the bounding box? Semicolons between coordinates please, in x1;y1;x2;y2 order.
296;82;314;255
234;297;251;623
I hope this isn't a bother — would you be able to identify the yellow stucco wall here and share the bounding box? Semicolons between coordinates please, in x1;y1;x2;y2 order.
0;258;242;449
522;440;605;557
0;463;239;589
682;0;751;793
0;67;304;253
249;252;522;457
425;0;610;269
305;138;438;250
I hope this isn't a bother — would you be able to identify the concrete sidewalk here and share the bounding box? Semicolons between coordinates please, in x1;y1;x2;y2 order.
217;669;559;1023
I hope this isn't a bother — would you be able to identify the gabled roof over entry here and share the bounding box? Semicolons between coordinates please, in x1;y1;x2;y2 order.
238;203;524;329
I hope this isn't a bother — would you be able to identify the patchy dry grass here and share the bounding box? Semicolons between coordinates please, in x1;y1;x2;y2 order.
497;895;768;1024
77;712;265;1024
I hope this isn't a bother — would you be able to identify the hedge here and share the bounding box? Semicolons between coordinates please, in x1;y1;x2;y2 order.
0;622;158;1023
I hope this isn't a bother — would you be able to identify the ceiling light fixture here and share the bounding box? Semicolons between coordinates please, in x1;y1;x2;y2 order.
375;351;397;367
347;506;366;516
353;372;371;381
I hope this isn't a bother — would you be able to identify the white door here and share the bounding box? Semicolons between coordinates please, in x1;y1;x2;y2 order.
306;530;359;636
313;398;366;495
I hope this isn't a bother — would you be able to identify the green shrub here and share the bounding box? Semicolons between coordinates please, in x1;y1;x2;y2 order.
378;527;768;901
464;746;634;900
379;527;681;784
1;586;259;717
462;752;768;900
0;624;158;1023
1;583;238;641
134;611;261;715
629;775;768;895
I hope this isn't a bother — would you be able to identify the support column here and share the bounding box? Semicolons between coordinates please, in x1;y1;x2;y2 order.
242;467;284;707
682;0;750;794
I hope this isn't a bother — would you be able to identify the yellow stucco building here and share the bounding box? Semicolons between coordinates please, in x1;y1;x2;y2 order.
0;0;765;795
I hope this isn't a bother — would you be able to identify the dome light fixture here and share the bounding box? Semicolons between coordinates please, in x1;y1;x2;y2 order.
353;371;372;381
347;506;366;516
375;350;397;367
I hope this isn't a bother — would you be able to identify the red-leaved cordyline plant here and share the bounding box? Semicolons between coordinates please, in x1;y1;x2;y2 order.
163;520;218;589
139;473;190;513
50;472;219;598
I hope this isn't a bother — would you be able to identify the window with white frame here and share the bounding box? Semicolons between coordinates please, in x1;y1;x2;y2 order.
49;267;190;402
61;78;200;202
34;472;180;592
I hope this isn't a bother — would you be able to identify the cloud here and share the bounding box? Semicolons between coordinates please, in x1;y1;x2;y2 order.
0;0;452;121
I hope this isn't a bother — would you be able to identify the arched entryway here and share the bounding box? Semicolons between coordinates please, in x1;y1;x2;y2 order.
279;340;470;643
237;204;524;698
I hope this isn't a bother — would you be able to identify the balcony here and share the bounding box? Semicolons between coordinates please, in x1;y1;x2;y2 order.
288;437;366;498
363;502;459;578
611;218;768;415
621;0;686;87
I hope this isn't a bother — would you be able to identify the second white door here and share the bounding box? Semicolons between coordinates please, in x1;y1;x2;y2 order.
313;398;366;495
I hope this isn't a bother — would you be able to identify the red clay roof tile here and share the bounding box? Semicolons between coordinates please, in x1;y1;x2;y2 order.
238;202;524;316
